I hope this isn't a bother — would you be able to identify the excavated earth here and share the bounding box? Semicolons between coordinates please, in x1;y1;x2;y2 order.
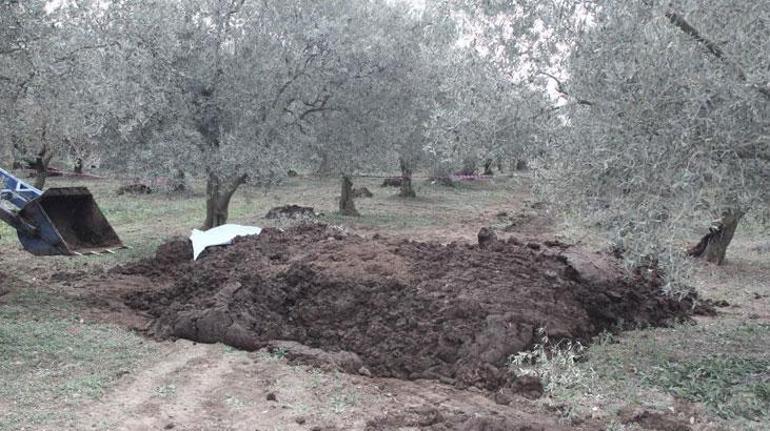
121;224;703;391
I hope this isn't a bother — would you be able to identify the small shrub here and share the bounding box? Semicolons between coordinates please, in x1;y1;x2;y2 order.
509;328;596;394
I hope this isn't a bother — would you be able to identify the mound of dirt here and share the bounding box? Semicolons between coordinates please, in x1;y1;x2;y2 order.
116;183;153;196
265;204;317;219
381;177;402;187
123;224;702;390
353;187;374;198
118;236;193;278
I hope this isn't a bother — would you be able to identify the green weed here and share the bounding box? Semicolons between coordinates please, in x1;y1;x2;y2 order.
0;290;156;430
641;356;770;419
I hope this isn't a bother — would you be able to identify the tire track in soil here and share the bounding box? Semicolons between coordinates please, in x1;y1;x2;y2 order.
75;341;241;431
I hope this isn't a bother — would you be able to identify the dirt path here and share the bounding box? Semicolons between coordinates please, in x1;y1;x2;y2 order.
74;340;595;431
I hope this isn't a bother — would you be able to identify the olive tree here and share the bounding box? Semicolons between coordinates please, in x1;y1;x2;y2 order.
0;0;113;185
103;0;389;228
424;49;553;179
538;1;769;272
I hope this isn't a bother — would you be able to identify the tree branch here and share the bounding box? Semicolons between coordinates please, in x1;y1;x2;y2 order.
54;41;122;63
538;71;593;106
298;94;332;121
665;11;770;100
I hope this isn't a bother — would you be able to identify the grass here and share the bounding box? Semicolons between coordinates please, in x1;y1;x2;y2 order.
537;321;770;428
0;287;157;430
643;356;770;419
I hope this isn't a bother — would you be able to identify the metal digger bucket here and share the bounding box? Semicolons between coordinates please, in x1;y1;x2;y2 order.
17;187;123;256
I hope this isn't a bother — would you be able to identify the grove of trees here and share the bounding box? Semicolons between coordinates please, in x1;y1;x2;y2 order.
1;0;767;284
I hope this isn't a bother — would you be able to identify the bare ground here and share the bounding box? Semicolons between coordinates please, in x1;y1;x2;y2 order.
73;340;599;431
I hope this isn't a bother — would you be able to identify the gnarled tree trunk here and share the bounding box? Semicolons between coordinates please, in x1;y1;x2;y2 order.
316;151;335;177
399;157;416;198
688;209;744;265
203;172;247;229
171;169;188;192
483;158;494;176
339;175;359;216
33;143;54;189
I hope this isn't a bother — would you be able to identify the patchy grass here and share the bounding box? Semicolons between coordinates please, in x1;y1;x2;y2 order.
0;288;157;430
535;321;770;429
598;323;768;417
642;355;770;419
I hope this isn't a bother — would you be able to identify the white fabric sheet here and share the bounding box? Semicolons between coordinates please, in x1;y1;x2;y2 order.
190;224;262;260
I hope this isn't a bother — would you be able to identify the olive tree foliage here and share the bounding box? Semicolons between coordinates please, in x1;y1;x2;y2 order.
0;0;46;168
533;1;769;281
424;49;554;178
287;2;465;199
0;1;110;186
98;0;412;228
444;1;768;284
286;3;442;179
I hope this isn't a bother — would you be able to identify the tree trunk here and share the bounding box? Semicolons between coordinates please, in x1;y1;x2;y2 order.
399;157;416;198
1;139;13;168
171;169;187;192
339;175;359;216
316;151;334;177
483;159;494;176
33;144;54;189
203;173;247;229
73;158;83;174
688;209;744;265
460;156;477;176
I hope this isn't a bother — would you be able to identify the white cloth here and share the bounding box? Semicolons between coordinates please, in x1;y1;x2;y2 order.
190;224;262;260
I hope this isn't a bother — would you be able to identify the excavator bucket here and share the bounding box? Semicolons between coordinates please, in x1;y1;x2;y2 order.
16;187;123;256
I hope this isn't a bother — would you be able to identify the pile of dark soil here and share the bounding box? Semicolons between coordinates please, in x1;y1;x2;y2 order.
122;224;704;390
265;204;317;220
381;177;403;187
353;187;374;198
116;183;153;196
